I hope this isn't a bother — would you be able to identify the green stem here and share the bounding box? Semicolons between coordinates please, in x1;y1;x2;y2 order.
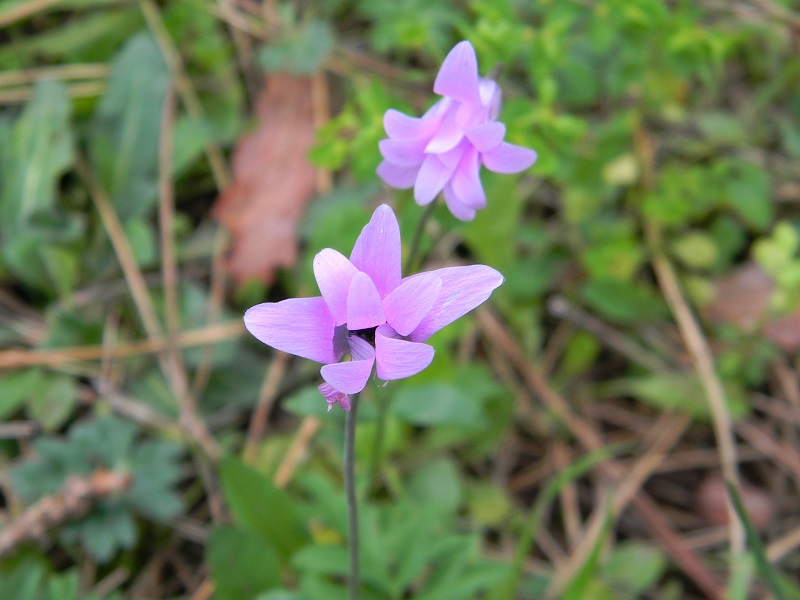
404;201;436;274
365;388;390;496
344;392;360;600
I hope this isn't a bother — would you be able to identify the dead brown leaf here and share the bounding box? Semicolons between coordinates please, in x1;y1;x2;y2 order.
705;261;800;352
214;74;317;283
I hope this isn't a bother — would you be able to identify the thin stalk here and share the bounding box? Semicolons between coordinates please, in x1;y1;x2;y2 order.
365;388;390;496
404;201;436;274
344;392;361;600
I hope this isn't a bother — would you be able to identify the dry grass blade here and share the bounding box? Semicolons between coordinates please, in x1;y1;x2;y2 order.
647;223;744;560
475;307;725;599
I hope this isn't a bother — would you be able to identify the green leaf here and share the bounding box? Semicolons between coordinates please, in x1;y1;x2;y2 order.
219;456;308;558
391;382;483;426
0;369;41;420
89;33;169;221
603;373;749;421
602;542;666;595
726;481;791;600
0;80;72;227
208;526;283;600
407;458;463;513
580;279;668;323
28;373;77;432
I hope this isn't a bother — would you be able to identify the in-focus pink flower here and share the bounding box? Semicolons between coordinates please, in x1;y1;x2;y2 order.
376;40;537;221
244;205;503;411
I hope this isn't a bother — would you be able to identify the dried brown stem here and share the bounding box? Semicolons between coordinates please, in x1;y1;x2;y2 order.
0;470;131;558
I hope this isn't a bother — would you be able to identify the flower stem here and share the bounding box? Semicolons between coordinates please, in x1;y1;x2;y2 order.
365;388;391;496
344;392;360;600
404;201;436;274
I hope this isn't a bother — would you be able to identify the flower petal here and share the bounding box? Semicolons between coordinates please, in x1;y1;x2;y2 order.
379;137;427;167
465;122;505;152
347;271;386;330
450;147;486;209
314;249;358;326
376;160;419;189
244;297;336;364
320;340;375;394
424;107;464;154
481;141;537;174
383;272;443;336
350;204;402;297
408;265;503;342
443;183;477;222
375;325;434;380
414;154;457;205
384;109;436;139
433;41;481;105
318;382;351;411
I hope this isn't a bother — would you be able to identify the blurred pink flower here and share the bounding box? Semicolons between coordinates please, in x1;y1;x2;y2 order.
377;41;537;221
244;205;503;410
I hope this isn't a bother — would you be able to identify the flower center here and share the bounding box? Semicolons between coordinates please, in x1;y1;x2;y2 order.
348;327;376;346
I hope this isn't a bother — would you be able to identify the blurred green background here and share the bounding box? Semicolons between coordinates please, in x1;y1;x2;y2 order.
1;0;799;598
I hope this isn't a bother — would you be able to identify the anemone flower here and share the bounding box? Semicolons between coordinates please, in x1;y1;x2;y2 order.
376;40;537;221
244;204;503;410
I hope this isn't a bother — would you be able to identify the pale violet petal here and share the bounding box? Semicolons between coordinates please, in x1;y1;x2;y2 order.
318;382;351;411
450;147;486;210
383;272;442;336
347;335;375;361
320;351;375;394
384;109;436;139
455;101;490;130
375;325;435;380
244;297;336;364
379;137;428;167
347;271;386;330
465;122;506;152
314;249;358;326
433;41;481;104
482;141;538;174
443;183;477;222
424;107;464;154
350;204;402;297
376;161;419;189
479;78;501;108
408;265;503;342
414;154;457;205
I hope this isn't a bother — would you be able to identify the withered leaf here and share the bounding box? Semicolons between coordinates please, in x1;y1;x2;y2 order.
214;75;317;283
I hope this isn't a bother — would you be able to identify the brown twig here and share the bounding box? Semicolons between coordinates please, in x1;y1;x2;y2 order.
0;470;131;558
244;351;289;461
647;223;744;560
0;321;244;369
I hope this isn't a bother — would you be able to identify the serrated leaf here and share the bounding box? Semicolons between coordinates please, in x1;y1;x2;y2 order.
89;33;169;221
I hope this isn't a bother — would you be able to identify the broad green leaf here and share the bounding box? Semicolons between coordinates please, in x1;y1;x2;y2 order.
219;456;308;558
580;279;668;323
602;373;749;421
208;526;282;600
0;80;72;227
89;33;169;221
407;458;463;513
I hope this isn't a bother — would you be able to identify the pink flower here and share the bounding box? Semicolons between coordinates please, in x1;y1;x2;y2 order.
244;205;503;411
376;41;538;221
